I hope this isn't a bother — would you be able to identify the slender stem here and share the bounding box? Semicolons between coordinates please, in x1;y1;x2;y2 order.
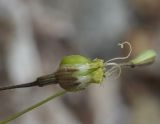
0;81;38;91
0;90;67;124
0;73;58;91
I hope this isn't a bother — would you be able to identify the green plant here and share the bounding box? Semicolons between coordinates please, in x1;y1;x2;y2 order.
0;42;156;124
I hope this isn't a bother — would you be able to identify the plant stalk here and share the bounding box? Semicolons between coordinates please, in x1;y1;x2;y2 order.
0;90;67;124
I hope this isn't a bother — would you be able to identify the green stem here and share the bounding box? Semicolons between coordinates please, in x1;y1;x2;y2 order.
0;90;67;124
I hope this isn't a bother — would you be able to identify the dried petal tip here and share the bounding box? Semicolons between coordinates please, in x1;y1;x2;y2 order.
129;49;156;66
55;55;105;91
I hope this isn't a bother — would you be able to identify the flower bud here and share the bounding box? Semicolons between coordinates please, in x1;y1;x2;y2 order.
55;55;105;91
129;50;156;66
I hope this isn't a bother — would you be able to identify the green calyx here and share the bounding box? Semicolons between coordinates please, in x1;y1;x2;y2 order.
60;55;91;65
57;55;105;91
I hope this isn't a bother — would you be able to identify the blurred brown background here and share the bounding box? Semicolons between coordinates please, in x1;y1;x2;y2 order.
0;0;160;124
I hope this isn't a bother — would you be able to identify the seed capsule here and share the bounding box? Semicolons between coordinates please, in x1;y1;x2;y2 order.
55;55;105;91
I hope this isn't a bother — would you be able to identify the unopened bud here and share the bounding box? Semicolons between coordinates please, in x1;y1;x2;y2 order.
129;50;156;66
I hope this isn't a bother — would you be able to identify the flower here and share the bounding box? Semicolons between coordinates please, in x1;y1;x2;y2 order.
55;43;157;92
55;55;105;91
